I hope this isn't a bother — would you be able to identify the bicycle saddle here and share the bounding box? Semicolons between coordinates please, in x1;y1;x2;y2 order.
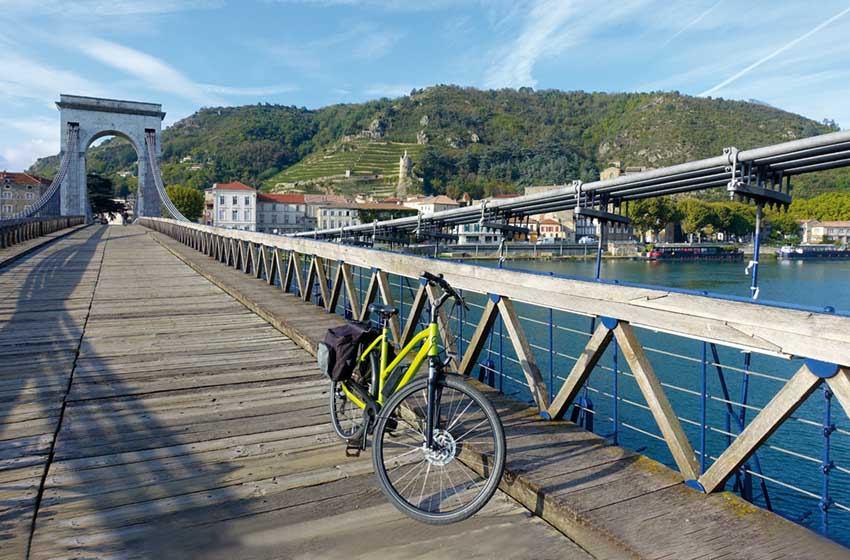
368;303;399;317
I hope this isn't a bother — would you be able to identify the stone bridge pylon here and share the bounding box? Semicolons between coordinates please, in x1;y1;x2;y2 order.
58;94;166;218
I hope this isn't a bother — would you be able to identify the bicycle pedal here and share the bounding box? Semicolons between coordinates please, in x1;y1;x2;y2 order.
344;444;361;457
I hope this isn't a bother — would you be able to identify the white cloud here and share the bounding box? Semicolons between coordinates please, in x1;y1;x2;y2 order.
0;138;54;171
362;83;415;98
73;38;222;106
662;0;723;47
699;4;850;97
200;83;299;96
484;0;650;89
0;51;105;102
0;0;222;18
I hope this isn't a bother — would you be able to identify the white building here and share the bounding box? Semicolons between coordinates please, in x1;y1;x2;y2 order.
403;195;459;215
256;193;308;235
211;181;257;231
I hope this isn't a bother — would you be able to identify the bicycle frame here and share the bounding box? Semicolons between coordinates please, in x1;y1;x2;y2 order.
342;321;439;409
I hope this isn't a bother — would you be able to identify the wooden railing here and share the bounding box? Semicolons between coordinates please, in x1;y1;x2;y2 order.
0;216;85;250
140;218;850;505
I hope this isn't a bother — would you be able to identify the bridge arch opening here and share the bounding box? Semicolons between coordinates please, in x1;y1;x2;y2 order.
83;132;140;220
58;94;166;219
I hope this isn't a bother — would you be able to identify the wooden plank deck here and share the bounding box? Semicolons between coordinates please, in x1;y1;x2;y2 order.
152;227;850;560
1;225;591;560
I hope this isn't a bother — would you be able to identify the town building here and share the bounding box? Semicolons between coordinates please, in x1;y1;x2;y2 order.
211;181;256;231
316;202;416;230
256;193;308;235
802;220;850;244
538;218;566;239
403;194;460;215
1;171;50;219
202;188;214;225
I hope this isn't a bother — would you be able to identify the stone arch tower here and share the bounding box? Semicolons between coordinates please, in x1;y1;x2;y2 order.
58;94;165;218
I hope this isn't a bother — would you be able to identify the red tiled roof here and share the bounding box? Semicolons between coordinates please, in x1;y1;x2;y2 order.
1;171;51;186
539;218;560;225
257;193;305;204
213;181;256;191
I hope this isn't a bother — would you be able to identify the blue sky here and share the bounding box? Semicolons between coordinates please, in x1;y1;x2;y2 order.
1;0;849;171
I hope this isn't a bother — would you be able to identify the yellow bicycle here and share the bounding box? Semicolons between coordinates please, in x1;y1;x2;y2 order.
328;272;506;524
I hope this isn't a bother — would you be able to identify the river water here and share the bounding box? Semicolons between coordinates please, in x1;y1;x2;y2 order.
447;257;850;544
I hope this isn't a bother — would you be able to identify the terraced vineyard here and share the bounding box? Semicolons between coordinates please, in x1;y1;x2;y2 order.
264;138;425;196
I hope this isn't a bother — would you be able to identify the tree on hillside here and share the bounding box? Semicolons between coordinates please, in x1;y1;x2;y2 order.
87;173;125;218
165;185;205;222
678;199;716;242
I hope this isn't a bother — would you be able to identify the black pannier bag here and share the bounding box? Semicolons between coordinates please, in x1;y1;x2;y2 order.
317;321;376;382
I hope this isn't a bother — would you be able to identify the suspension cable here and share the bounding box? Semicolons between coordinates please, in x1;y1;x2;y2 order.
144;130;189;222
8;123;79;220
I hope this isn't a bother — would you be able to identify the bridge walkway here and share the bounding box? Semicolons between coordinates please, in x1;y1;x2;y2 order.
0;225;590;560
152;226;850;560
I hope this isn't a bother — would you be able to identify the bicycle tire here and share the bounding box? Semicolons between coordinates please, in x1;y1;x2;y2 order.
372;375;505;525
329;381;368;442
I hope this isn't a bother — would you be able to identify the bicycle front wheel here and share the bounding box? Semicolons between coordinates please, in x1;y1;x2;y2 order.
372;375;505;524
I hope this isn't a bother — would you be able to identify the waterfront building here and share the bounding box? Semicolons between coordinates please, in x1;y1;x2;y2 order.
403;195;459;214
803;220;850;244
1;171;50;219
211;181;256;231
256;193;308;235
202;188;214;225
316;201;416;230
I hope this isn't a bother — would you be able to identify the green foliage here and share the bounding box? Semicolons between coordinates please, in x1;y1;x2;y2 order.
28;86;846;202
165;185;205;222
787;191;850;221
628;197;680;237
675;199;754;240
86;173;125;217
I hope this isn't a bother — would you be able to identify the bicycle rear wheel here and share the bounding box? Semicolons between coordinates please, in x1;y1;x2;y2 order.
329;381;368;442
372;375;505;524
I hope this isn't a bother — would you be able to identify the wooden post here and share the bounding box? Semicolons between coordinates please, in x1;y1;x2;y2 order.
376;270;402;344
303;256;318;302
459;296;500;377
426;282;460;372
341;263;361;319
401;281;428;347
327;262;344;313
255;245;268;280
615;322;700;481
314;256;330;309
548;322;614;420
827;367;850;421
269;247;282;286
359;270;379;322
497;296;549;412
699;364;822;492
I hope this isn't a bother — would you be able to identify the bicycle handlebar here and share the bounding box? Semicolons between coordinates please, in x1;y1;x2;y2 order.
420;271;468;311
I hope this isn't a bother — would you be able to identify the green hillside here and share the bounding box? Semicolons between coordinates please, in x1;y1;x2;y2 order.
28;86;846;200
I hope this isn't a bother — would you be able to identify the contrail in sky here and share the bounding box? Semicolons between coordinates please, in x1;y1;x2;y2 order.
699;3;850;97
663;0;723;47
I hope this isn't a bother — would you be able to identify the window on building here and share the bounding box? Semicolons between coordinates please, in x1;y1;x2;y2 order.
232;210;238;220
26;192;34;200
271;215;277;224
2;192;11;199
218;210;224;220
244;196;251;206
219;196;225;205
232;196;238;205
244;209;251;221
2;204;12;213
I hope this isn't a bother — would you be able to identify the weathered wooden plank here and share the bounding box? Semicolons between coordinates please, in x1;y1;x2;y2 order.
375;269;402;345
548;322;613;420
614;322;699;481
699;364;822;493
497;297;549;411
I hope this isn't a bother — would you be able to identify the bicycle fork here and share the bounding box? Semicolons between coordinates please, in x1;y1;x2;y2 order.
425;357;443;450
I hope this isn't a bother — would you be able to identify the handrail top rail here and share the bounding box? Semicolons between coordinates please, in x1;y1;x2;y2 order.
140;217;850;367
